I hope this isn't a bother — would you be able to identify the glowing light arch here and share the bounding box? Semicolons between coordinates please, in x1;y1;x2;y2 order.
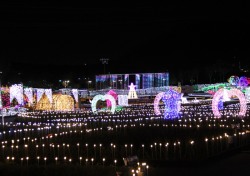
91;94;116;114
154;92;165;115
212;88;247;118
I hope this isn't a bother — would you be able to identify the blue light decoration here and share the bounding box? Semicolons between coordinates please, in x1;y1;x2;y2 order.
218;96;223;110
162;88;181;119
228;75;239;86
238;76;248;88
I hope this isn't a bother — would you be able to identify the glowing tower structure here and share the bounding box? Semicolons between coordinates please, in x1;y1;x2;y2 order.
128;83;138;99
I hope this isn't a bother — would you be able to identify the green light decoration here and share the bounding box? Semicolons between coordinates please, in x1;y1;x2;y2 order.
91;94;116;114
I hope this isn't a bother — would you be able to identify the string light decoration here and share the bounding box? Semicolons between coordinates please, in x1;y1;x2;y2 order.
52;94;74;111
35;93;52;110
45;89;52;104
218;96;224;110
238;76;248;88
1;87;10;108
228;75;239;86
118;95;128;106
36;89;52;105
246;87;250;102
35;94;75;111
106;90;118;107
36;89;45;103
72;89;79;102
212;88;247;118
128;83;138;99
24;88;33;104
162;89;181;119
154;92;165;115
10;84;23;105
91;94;116;114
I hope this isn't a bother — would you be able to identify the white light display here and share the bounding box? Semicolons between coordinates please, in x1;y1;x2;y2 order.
128;83;138;99
154;92;165;115
118;95;128;106
24;88;33;104
72;89;79;102
91;94;116;114
10;84;24;105
45;89;52;104
212;88;247;118
37;89;45;102
246;87;250;102
222;89;230;102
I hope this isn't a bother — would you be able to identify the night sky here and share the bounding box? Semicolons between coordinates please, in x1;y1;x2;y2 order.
0;2;250;87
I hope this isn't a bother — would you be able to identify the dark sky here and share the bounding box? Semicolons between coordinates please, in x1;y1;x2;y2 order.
0;2;250;86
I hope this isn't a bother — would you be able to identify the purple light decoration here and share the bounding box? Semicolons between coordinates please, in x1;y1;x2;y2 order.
239;76;248;87
162;89;181;119
218;96;223;110
106;90;118;108
212;88;247;118
228;75;239;86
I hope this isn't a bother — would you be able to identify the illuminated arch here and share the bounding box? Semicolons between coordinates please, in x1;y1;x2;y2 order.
91;94;116;114
212;88;247;118
154;92;165;115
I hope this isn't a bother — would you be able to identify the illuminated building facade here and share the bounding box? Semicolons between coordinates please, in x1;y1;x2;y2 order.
95;72;169;90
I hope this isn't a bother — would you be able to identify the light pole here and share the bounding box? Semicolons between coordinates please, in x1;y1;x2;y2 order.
100;58;109;74
63;80;70;88
87;80;92;89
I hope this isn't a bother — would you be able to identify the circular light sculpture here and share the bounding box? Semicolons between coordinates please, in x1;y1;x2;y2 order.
212;88;247;118
154;92;165;115
91;94;116;114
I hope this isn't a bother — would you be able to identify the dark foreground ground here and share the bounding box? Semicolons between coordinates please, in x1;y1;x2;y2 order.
150;148;250;176
0;146;250;176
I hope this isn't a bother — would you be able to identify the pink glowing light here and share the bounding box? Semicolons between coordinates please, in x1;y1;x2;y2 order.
154;92;165;115
106;90;118;108
212;88;247;118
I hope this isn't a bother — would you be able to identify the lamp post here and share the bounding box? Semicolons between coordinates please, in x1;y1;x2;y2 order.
87;80;92;89
63;80;70;88
102;158;105;167
100;58;109;74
